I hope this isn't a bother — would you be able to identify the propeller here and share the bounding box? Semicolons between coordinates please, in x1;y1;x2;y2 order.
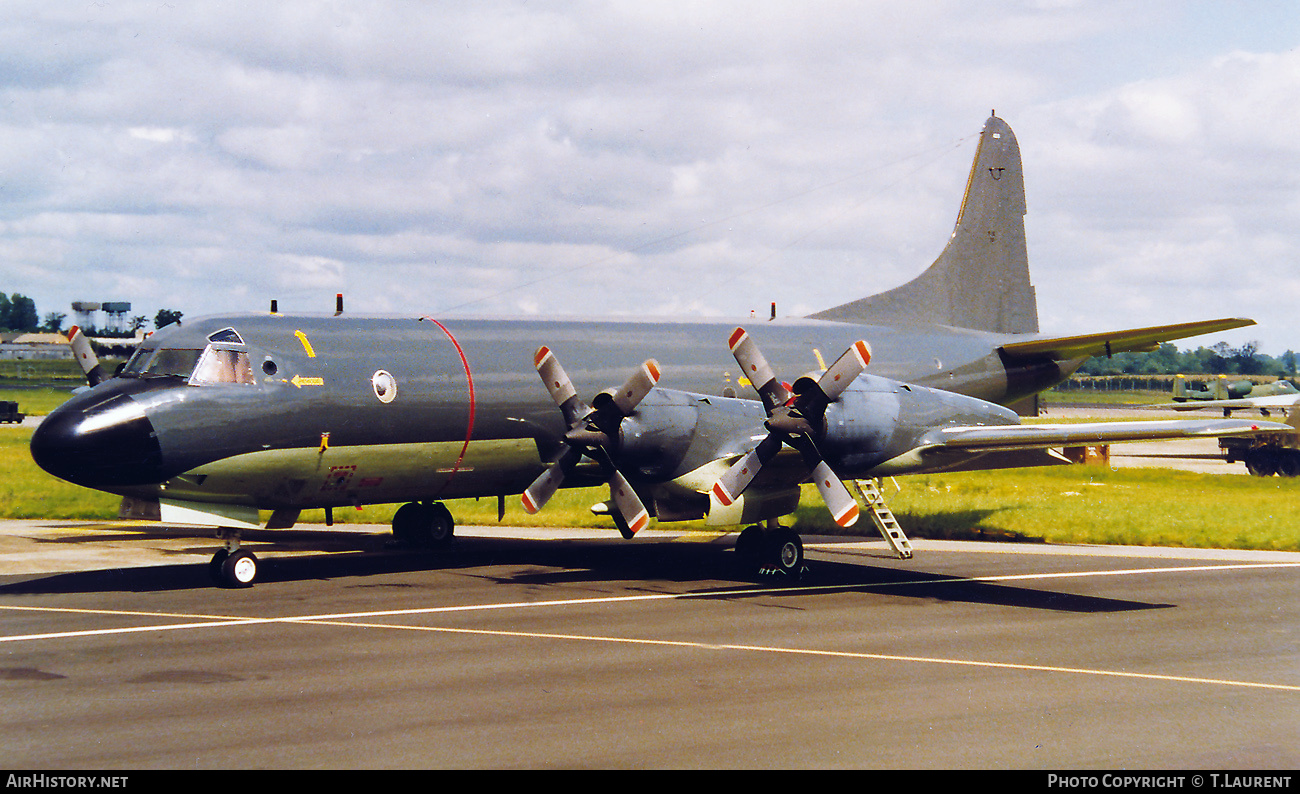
521;346;660;537
67;326;107;386
712;328;871;527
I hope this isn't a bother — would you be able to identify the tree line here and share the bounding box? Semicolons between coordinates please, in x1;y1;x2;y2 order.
1078;341;1297;378
0;293;182;335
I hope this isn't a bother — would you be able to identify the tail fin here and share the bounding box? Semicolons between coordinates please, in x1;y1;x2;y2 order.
1174;374;1189;401
809;114;1039;333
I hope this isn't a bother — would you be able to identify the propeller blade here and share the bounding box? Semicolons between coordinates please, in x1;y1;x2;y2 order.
521;446;581;514
809;460;860;527
718;330;869;527
817;340;871;401
711;433;783;506
729;327;791;413
601;359;661;417
534;346;589;428
527;350;663;536
785;434;860;528
607;469;650;535
67;327;107;387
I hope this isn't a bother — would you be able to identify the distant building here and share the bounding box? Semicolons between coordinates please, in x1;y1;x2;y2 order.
0;332;73;360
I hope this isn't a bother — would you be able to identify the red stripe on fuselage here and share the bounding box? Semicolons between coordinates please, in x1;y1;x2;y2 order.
423;317;476;489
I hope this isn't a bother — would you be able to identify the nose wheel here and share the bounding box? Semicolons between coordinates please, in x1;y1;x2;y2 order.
210;532;259;588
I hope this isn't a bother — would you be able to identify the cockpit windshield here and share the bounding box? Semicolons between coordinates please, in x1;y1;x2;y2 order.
118;329;255;386
120;347;204;379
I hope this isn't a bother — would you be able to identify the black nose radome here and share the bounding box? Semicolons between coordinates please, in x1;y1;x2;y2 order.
31;392;165;488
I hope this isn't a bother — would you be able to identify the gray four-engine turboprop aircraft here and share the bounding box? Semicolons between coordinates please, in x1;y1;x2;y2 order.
31;114;1289;588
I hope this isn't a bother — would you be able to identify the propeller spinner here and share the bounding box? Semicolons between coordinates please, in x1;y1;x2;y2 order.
522;347;660;537
712;328;870;528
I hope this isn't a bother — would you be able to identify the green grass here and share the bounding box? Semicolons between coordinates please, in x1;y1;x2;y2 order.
1041;389;1160;405
4;426;1296;550
0;428;121;518
790;468;1299;551
0;358;124;416
0;359;87;383
0;386;80;417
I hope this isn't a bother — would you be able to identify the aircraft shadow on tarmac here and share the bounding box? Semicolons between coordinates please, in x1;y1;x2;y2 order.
0;527;1171;614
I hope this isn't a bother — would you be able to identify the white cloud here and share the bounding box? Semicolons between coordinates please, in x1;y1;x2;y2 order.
0;1;1297;355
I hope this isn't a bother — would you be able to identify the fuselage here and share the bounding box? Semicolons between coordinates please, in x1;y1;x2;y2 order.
31;311;1046;514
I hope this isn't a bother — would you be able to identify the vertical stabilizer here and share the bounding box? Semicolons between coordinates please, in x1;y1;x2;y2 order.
810;114;1039;333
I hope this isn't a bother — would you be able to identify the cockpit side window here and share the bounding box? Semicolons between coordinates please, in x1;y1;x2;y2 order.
189;346;254;386
208;327;244;344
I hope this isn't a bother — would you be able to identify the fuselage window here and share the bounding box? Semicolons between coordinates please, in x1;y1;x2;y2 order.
189;346;255;386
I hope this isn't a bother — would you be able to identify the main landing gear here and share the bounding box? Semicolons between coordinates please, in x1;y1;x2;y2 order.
210;530;258;589
734;521;806;581
391;501;456;548
206;501;458;588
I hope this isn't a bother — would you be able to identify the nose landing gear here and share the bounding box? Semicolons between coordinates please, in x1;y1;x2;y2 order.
210;530;258;588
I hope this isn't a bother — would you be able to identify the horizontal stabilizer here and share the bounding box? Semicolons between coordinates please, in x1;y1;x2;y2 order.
999;318;1255;361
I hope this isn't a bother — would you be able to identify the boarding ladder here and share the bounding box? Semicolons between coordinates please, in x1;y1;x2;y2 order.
851;478;913;559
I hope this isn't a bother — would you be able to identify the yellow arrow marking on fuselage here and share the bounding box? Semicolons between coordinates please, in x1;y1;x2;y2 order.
291;375;324;388
294;330;317;358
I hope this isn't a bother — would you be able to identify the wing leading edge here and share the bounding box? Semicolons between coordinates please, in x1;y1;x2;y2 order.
998;318;1256;362
1146;395;1300;412
873;416;1290;476
929;417;1286;451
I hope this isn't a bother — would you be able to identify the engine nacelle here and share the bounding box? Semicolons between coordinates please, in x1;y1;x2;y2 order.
821;374;1019;478
615;389;703;481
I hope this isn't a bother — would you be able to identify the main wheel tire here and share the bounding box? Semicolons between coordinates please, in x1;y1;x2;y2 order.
427;502;455;547
392;502;455;548
767;527;804;581
1277;450;1300;478
392;502;431;546
734;525;765;574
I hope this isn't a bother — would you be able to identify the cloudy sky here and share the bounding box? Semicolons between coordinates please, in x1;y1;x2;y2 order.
3;1;1298;355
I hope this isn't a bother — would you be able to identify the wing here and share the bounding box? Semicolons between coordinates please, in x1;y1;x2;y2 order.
875;417;1291;475
998;318;1255;361
1144;395;1300;412
930;417;1284;449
